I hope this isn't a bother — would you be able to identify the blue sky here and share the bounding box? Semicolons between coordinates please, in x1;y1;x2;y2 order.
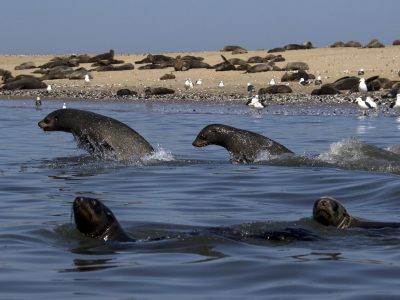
1;0;399;54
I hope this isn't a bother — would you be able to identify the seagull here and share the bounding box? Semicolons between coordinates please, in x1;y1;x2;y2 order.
218;81;224;88
84;74;90;84
315;75;322;85
62;102;67;109
355;96;377;114
35;96;42;106
195;79;202;85
299;78;310;86
358;78;368;93
390;94;400;109
47;85;52;92
269;78;276;86
358;68;365;76
247;82;256;96
184;78;193;89
246;95;265;109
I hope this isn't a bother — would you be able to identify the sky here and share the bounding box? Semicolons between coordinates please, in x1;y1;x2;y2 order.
0;0;399;54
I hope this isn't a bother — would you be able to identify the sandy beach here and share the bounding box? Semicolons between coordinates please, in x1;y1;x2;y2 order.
0;46;399;102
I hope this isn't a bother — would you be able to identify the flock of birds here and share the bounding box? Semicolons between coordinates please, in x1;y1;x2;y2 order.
182;68;400;114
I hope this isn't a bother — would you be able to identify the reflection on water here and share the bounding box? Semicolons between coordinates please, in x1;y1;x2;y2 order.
2;99;400;299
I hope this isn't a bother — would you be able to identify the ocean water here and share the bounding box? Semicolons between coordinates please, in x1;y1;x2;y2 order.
1;98;400;299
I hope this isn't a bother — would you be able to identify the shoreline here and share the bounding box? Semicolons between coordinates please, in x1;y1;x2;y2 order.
0;46;399;106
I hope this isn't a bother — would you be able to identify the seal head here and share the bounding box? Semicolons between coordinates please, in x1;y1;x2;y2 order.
73;196;132;242
313;196;352;228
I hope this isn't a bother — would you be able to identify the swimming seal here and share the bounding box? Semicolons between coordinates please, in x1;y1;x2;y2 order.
73;196;132;242
313;196;400;229
38;108;154;160
192;124;294;163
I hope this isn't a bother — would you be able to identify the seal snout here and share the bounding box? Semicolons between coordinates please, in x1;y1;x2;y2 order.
192;138;208;147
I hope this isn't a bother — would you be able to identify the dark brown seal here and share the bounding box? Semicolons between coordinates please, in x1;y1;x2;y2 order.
313;196;400;229
192;124;293;163
38;108;154;160
73;196;132;242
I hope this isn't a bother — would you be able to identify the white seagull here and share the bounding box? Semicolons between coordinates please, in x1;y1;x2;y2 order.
196;79;202;85
390;94;400;109
299;78;309;86
246;95;265;109
358;78;368;93
218;81;224;88
184;78;193;89
315;75;322;85
35;96;42;107
84;74;90;83
269;78;276;86
47;85;52;92
62;102;67;109
355;96;377;114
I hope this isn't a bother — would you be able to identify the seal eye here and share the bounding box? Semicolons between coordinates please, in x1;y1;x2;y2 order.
332;202;338;212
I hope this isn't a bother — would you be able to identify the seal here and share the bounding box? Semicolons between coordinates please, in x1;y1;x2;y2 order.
38;108;154;160
192;124;294;163
313;196;400;229
73;196;133;242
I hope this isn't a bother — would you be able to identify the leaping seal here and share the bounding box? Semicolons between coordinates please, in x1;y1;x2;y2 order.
73;196;133;242
38;108;154;160
192;124;293;163
313;196;400;229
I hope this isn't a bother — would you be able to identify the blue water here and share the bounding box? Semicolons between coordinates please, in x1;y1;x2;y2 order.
1;98;400;299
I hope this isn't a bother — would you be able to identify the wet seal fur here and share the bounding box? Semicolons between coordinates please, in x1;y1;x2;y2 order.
192;124;294;163
73;197;132;242
313;196;400;229
38;108;154;160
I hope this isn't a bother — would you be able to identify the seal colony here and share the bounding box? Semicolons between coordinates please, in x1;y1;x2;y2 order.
1;42;400;106
38;108;154;160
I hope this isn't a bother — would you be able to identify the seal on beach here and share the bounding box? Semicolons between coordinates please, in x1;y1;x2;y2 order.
73;196;133;242
313;196;400;229
38;108;154;160
192;124;294;163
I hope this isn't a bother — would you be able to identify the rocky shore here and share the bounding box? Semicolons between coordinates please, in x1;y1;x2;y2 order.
1;40;399;107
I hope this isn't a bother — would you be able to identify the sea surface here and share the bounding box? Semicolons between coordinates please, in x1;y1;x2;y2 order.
1;98;400;299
